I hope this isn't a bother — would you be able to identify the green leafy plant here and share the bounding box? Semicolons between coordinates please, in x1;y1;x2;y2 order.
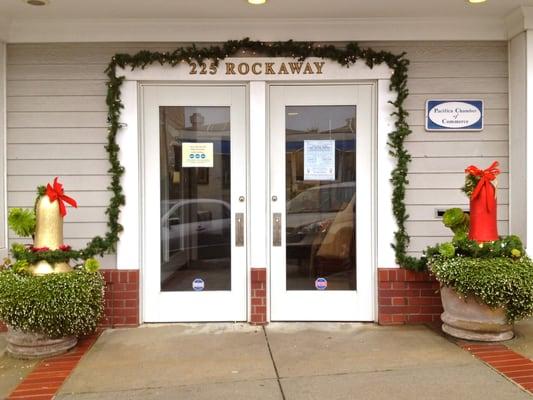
428;255;533;322
442;208;469;240
8;208;36;238
84;258;101;273
462;174;479;197
0;269;104;338
426;235;525;260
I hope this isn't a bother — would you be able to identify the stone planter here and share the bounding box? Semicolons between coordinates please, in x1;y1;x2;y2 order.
6;326;77;359
440;286;514;342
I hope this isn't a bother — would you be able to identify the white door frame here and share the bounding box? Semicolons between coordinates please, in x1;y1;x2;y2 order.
141;84;248;322
117;59;397;324
268;83;375;321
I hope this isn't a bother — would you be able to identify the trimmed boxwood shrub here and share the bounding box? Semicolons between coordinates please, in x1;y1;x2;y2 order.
0;269;104;338
428;255;533;322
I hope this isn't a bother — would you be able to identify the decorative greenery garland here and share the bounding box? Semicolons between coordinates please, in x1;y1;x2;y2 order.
12;38;423;271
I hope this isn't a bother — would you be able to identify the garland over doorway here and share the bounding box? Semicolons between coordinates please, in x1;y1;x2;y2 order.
96;38;422;270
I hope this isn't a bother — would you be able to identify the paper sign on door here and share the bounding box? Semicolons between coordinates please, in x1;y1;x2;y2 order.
304;140;335;181
182;143;214;168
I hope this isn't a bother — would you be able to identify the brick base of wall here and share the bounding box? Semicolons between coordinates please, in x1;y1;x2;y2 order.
0;321;5;332
100;269;140;327
378;268;443;325
250;268;267;325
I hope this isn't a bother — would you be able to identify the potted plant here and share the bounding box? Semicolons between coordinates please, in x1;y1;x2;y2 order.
0;178;104;358
426;162;533;341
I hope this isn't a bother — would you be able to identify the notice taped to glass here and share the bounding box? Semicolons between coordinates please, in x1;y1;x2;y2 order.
304;140;335;181
182;143;214;168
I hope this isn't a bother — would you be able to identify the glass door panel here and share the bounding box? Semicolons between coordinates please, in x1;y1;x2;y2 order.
285;106;357;291
143;85;247;322
160;106;232;292
270;84;374;321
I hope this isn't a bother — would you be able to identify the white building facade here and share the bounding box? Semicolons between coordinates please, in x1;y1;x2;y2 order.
0;0;532;326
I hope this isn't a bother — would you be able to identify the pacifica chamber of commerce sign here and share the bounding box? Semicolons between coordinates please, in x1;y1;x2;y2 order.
425;100;484;132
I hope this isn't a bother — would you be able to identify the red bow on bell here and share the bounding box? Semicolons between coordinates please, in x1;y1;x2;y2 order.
46;177;77;217
465;161;500;211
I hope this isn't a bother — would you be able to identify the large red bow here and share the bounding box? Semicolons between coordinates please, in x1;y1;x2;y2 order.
465;161;500;211
46;177;77;217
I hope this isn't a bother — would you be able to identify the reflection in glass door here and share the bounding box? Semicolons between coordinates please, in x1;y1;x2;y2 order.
143;85;247;322
285;106;357;291
160;106;232;292
270;85;374;321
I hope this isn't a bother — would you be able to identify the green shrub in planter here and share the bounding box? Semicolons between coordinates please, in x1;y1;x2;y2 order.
0;268;104;338
428;255;533;322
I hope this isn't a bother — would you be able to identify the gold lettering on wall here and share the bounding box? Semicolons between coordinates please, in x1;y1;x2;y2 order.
251;63;262;75
226;62;236;75
189;60;327;76
314;61;325;74
278;63;289;75
238;63;250;75
265;63;275;74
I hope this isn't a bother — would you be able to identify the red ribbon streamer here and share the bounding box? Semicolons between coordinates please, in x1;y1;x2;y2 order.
464;161;500;211
46;177;77;217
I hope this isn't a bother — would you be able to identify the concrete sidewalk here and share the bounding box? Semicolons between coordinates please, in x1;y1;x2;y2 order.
50;323;531;400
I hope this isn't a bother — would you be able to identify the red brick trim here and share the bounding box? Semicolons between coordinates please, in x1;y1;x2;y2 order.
459;342;533;394
250;268;267;325
0;321;6;332
378;268;442;325
7;331;102;400
100;269;140;327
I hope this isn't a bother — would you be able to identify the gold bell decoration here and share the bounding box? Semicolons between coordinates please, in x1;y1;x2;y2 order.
29;178;78;275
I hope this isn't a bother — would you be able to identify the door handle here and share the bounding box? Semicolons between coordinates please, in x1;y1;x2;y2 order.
273;213;282;247
235;213;244;247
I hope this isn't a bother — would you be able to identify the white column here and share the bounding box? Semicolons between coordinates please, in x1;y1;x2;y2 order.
116;81;140;269
507;7;533;251
248;82;268;269
0;42;7;257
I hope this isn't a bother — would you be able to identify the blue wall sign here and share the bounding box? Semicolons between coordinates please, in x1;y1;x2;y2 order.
425;100;484;131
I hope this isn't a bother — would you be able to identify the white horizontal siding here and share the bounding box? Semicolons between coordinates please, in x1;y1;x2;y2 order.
7;175;110;191
7;96;107;112
410;157;508;173
405;189;509;205
5;41;509;267
407;173;509;189
8;128;108;144
370;41;509;255
8;191;111;207
406;205;509;221
8;159;110;175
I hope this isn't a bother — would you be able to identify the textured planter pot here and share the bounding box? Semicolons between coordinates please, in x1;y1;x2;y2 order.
6;326;77;359
440;286;514;342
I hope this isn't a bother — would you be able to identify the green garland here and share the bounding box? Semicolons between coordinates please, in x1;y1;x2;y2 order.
13;38;423;270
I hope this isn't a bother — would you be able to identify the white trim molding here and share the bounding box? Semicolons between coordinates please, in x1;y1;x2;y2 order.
506;7;533;40
4;17;508;43
0;18;9;43
0;42;7;257
508;29;533;252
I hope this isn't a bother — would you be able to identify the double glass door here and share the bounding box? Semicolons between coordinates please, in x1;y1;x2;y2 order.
142;83;373;322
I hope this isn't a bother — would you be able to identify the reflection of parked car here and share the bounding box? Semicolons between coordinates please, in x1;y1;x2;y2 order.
161;199;231;275
286;182;355;275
